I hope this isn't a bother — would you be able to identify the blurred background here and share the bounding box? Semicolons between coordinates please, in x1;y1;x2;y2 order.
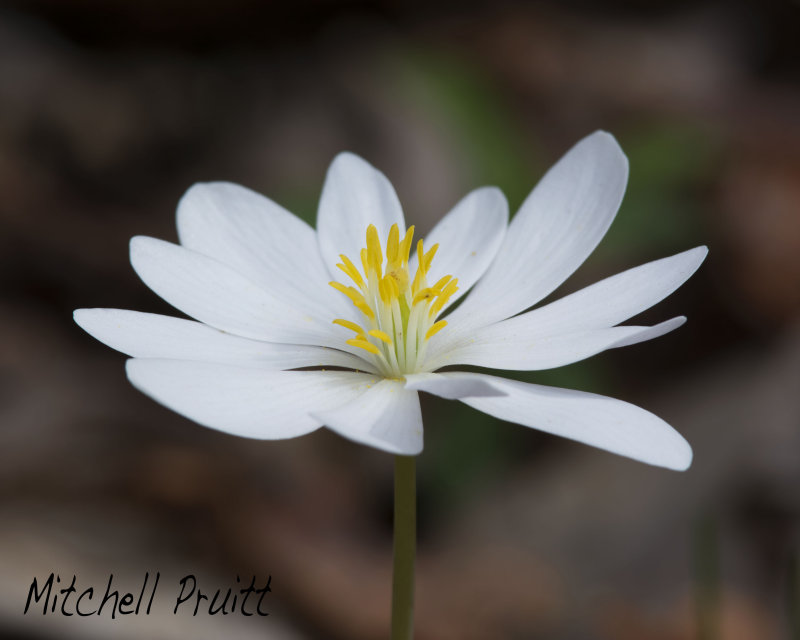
1;0;799;638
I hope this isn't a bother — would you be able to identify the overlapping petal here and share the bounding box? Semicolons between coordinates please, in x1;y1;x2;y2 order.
407;187;508;311
75;308;374;372
403;372;506;399
429;246;707;364
425;317;685;371
176;181;348;319
446;131;628;331
491;246;707;335
130;236;352;349
311;378;423;455
126;359;379;440
413;372;692;470
317;152;406;278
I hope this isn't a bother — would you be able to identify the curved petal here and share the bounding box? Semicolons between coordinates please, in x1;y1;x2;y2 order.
126;359;378;440
425;318;685;371
403;372;507;399
311;378;423;455
447;131;628;331
453;373;692;470
408;187;508;311
430;246;706;365
74;308;375;372
316;152;406;278
130;236;350;349
176;182;345;318
493;246;707;336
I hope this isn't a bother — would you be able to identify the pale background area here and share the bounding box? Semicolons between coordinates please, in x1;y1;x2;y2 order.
1;1;799;638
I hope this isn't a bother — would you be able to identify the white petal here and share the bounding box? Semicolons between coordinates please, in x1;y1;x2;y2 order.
126;359;379;440
74;308;375;372
426;318;685;371
130;236;347;348
403;372;507;399
609;316;686;348
447;131;628;330
311;378;423;455
457;373;692;470
408;187;508;310
429;246;705;365
492;246;707;336
176;182;344;318
316;152;406;277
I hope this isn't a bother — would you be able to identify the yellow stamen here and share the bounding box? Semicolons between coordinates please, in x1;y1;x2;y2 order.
329;281;375;319
422;243;439;273
333;318;365;334
428;278;458;317
328;222;458;376
338;254;364;288
386;224;399;264
388;267;409;292
425;320;447;340
346;338;380;355
399;226;415;264
412;287;437;305
366;224;382;275
411;267;424;296
368;330;392;344
379;274;400;304
360;248;369;275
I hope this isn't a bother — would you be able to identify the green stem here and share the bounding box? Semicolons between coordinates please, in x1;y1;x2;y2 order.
392;455;416;640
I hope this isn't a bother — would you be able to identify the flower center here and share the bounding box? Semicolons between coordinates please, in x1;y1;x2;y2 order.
329;223;458;377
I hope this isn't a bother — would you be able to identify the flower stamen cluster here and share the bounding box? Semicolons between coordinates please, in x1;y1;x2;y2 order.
330;223;458;377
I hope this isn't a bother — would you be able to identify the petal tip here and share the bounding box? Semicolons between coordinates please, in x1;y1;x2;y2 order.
670;446;693;472
660;432;693;471
129;235;151;257
329;150;370;171
72;307;97;331
124;358;150;392
681;245;709;274
583;130;628;174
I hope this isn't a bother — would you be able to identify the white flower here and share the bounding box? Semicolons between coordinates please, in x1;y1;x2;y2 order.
74;131;706;470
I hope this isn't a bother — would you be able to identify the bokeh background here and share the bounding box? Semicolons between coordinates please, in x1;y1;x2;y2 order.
1;1;799;638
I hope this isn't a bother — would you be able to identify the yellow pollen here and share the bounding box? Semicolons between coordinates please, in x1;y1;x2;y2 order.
388;268;409;291
333;318;365;334
346;338;381;355
386;225;399;264
416;240;425;272
329;222;457;376
425;320;447;340
429;278;458;318
329;281;374;319
337;254;364;288
422;243;439;272
399;226;415;264
412;287;437;305
366;224;383;275
368;330;392;344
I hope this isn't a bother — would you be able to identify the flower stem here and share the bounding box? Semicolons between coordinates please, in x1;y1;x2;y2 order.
392;454;416;640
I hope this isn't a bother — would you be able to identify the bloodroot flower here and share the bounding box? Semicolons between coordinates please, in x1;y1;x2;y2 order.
74;131;706;471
